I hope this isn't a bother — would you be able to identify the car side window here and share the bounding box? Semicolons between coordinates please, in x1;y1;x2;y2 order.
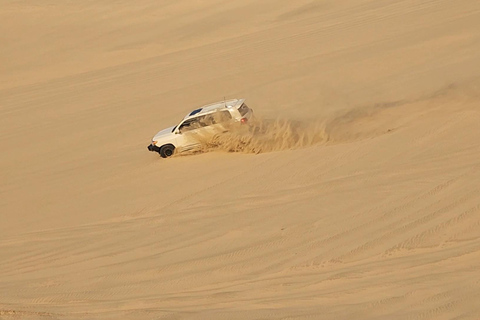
178;118;198;133
210;110;232;124
178;111;233;133
219;110;232;121
178;115;211;133
198;115;215;127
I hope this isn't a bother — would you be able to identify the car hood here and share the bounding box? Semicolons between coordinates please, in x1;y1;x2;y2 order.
153;125;176;140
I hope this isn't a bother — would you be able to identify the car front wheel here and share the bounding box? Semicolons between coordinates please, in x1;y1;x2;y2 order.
159;144;175;158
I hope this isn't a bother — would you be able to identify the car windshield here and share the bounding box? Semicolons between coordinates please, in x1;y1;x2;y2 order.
189;108;202;116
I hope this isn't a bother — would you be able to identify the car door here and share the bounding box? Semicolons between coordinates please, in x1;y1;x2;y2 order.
174;116;205;151
175;111;233;151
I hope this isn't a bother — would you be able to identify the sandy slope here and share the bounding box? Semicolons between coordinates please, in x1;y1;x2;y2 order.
1;0;480;319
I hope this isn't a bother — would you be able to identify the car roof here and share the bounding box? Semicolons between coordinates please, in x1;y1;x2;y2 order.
183;99;245;119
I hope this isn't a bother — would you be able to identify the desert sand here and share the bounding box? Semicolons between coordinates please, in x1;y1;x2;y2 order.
1;1;480;319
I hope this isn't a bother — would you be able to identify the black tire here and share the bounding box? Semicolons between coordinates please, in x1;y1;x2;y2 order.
159;144;175;158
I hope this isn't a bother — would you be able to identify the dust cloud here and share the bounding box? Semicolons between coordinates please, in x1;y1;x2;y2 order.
178;97;416;156
194;117;329;154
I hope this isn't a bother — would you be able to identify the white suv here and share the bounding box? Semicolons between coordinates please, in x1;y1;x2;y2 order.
147;99;253;157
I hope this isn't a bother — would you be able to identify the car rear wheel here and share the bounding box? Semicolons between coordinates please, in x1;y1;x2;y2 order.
159;144;175;158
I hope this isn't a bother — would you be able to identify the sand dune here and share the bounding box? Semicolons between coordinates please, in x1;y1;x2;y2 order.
1;0;480;319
